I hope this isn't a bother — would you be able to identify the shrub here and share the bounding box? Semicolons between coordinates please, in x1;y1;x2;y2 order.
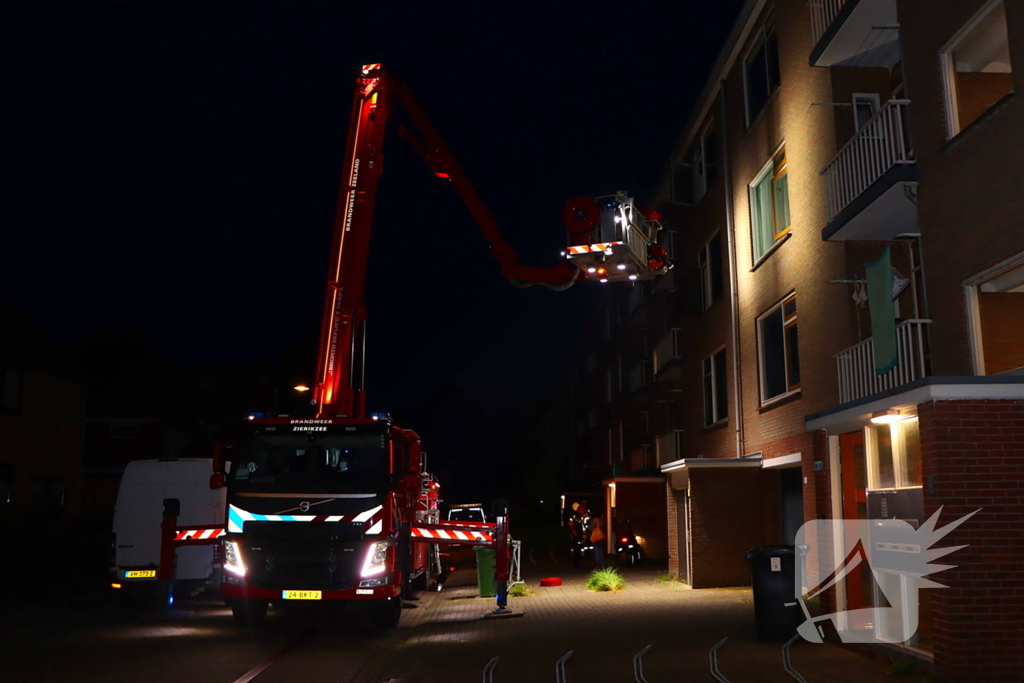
508;582;534;597
586;567;625;592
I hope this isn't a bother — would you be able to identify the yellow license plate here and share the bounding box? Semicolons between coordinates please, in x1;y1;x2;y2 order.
282;590;321;600
125;570;157;578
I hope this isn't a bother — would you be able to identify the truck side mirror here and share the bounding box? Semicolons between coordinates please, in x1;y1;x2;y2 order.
210;441;227;489
211;441;224;474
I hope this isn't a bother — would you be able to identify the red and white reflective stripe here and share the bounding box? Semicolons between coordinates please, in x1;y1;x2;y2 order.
411;527;493;542
567;245;590;254
175;528;226;541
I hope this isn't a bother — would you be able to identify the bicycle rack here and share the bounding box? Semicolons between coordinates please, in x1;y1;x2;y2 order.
709;637;731;683
477;634;806;682
633;644;653;683
482;657;499;683
556;651;573;683
782;635;807;683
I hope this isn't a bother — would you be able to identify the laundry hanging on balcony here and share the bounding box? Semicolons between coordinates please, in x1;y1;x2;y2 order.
866;246;898;375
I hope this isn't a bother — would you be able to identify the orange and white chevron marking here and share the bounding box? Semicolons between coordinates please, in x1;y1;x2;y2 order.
567;241;624;254
174;528;226;542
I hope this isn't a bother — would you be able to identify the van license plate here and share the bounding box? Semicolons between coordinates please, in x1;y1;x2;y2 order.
125;570;157;578
282;590;321;600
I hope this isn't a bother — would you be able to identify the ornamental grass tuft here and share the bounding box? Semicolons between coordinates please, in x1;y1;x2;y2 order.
586;567;625;592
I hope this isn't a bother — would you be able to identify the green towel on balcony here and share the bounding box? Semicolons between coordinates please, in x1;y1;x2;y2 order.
866;246;897;375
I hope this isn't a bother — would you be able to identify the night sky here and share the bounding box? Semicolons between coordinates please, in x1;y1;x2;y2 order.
10;1;744;419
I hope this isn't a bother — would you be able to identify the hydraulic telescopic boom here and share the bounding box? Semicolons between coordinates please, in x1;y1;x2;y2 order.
313;63;579;419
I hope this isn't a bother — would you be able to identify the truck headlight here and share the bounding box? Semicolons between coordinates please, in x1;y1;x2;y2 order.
224;539;247;577
361;540;390;577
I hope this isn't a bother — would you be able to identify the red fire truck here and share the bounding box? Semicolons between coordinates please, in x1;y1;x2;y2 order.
167;64;668;627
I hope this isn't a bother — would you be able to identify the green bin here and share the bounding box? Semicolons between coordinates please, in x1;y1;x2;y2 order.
474;546;496;597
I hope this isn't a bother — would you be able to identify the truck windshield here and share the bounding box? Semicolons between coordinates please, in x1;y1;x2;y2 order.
231;433;389;494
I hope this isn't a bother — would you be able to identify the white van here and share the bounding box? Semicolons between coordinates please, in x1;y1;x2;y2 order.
111;459;226;598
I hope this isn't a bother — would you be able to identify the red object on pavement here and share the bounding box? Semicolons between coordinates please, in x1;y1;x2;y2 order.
539;577;562;587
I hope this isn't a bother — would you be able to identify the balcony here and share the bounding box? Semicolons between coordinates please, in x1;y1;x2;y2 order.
820;100;918;241
653;329;683;379
629;361;651;395
808;0;901;68
656;430;684;466
834;319;931;404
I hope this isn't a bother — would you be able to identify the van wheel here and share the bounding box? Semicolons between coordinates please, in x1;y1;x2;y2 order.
372;596;402;629
230;599;268;626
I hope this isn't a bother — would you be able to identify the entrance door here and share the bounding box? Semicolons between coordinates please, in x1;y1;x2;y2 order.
839;431;874;633
779;467;803;545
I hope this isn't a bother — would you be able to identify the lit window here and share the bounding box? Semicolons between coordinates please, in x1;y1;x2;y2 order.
942;0;1014;138
744;13;781;125
866;417;921;490
750;148;791;262
757;293;799;403
702;348;728;427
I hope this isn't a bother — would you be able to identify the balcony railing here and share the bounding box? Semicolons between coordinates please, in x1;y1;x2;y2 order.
808;0;846;48
834;319;931;404
822;99;913;222
653;329;682;374
629;361;650;393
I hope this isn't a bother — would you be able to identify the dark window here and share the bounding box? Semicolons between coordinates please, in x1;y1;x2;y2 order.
699;233;725;310
1;368;22;413
745;17;781;125
31;477;65;508
703;348;729;426
110;423;140;439
0;465;13;509
758;293;800;402
671;119;718;206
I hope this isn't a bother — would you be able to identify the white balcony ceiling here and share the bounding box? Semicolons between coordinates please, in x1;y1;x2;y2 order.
815;0;900;68
824;179;917;241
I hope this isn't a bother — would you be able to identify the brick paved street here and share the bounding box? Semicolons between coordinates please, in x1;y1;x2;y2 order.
0;561;912;682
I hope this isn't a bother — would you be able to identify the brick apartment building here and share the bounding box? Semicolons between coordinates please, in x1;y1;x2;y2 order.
0;302;86;527
566;0;1022;680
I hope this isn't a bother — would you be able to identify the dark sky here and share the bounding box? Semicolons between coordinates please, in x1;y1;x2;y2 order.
10;0;744;415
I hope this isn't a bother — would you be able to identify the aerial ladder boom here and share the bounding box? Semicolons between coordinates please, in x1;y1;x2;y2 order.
313;64;579;419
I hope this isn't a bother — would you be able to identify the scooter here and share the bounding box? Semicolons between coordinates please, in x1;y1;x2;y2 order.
616;520;643;566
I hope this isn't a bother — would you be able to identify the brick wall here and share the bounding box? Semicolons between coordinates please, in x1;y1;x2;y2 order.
688;468;764;588
897;0;1024;376
919;398;1024;683
666;481;681;579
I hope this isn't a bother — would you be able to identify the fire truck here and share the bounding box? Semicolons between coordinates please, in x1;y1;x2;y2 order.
165;64;668;628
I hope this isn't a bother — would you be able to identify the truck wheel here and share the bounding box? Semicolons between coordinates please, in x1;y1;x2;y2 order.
411;570;429;592
371;596;402;629
230;599;268;626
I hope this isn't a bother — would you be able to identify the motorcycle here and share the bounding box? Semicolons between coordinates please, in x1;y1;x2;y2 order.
615;520;643;565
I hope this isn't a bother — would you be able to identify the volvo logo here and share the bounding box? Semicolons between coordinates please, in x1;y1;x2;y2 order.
299;501;311;512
